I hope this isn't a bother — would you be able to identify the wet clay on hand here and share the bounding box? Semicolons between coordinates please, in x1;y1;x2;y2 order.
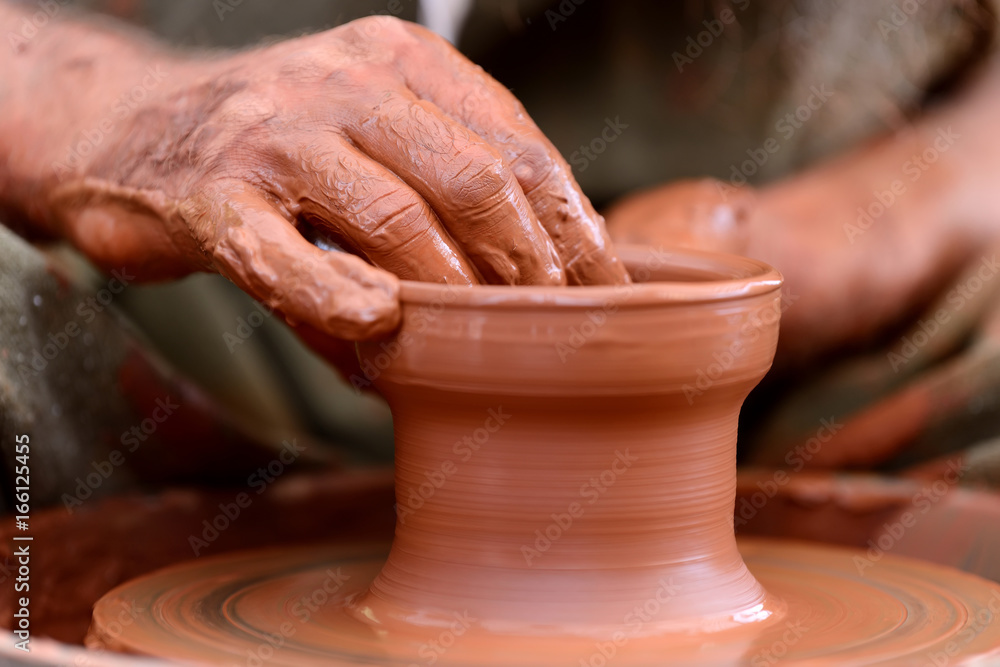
0;8;628;345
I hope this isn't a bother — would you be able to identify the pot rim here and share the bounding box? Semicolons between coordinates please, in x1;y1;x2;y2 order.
398;245;783;308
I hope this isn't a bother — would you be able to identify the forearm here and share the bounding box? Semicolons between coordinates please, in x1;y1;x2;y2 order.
0;2;182;232
751;57;1000;361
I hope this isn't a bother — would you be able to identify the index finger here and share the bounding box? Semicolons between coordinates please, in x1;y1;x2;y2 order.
395;23;630;286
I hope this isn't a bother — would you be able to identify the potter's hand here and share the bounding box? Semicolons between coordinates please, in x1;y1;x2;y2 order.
0;12;627;341
604;179;754;255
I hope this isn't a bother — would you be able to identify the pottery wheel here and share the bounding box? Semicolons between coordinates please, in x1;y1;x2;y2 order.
88;538;1000;666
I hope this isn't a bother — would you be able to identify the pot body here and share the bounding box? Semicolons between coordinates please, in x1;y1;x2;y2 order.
354;246;783;636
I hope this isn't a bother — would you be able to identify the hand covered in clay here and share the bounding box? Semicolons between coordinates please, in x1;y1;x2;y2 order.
0;13;627;341
604;178;755;256
606;58;1000;478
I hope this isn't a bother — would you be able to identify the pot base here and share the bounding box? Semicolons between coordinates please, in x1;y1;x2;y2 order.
88;538;1000;666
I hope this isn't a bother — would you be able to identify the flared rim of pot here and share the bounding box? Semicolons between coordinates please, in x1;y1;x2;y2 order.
398;244;782;308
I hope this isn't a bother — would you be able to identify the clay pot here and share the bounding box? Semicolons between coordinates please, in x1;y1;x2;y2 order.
79;247;1000;664
353;245;783;635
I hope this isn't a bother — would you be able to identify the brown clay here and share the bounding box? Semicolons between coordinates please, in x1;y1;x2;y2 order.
86;247;1000;665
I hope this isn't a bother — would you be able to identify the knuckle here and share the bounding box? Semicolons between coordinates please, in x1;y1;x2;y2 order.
325;61;378;91
362;190;428;247
349;15;407;42
458;83;496;117
510;142;557;194
447;147;513;203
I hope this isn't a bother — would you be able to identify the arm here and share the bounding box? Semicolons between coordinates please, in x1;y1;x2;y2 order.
0;3;180;235
606;55;1000;364
0;4;628;343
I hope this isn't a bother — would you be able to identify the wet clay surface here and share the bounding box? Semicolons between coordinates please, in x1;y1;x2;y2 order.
75;247;1000;664
85;539;1000;666
8;467;1000;652
346;246;781;636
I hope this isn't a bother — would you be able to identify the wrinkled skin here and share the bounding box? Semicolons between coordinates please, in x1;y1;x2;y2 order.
0;11;627;343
